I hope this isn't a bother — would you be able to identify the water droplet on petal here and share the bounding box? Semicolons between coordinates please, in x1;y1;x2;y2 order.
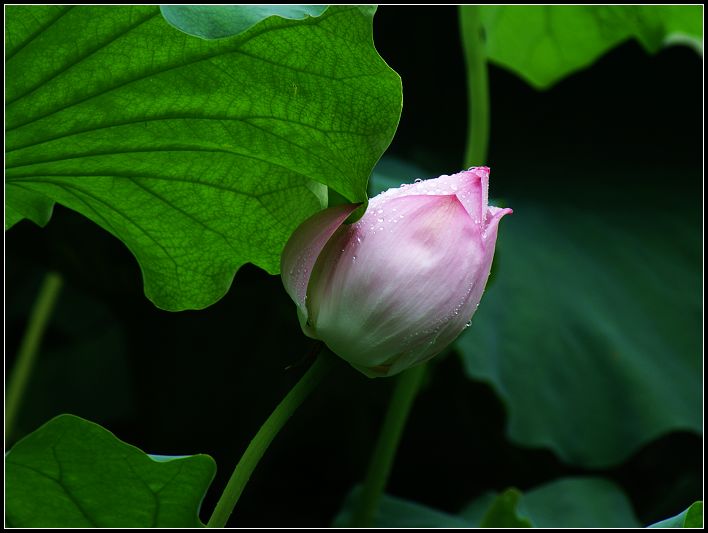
414;178;422;183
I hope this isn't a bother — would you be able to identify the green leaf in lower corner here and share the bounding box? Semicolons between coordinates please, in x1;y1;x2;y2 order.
5;414;216;527
456;197;701;468
332;486;472;528
649;501;703;528
161;5;328;40
5;5;401;310
477;5;703;89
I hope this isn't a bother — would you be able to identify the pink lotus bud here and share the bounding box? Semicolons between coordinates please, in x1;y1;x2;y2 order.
281;167;511;377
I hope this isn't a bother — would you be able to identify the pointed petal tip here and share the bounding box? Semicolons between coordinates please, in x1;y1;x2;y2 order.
467;165;490;176
487;206;513;224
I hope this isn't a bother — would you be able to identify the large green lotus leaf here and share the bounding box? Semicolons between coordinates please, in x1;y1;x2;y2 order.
649;501;703;528
477;6;703;88
457;199;701;467
161;5;328;39
5;5;401;310
5;414;216;527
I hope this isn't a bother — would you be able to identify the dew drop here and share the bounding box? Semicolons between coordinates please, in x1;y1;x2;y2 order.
414;178;422;183
377;217;384;223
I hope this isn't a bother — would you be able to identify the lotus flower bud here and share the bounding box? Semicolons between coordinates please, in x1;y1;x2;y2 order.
281;167;511;377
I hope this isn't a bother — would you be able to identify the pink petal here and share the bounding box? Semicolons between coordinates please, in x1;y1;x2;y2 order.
306;193;486;373
370;167;489;225
281;203;360;326
386;205;511;375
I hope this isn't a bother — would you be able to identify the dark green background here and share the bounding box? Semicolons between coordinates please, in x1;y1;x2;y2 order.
5;7;702;527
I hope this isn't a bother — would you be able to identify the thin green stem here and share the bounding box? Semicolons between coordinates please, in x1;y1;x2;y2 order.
351;363;427;527
206;349;335;528
460;5;490;167
6;271;63;444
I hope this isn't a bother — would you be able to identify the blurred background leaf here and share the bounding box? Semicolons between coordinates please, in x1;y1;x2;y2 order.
5;5;401;310
514;477;641;528
5;414;215;527
456;193;701;468
333;486;473;528
335;476;640;527
461;477;641;527
161;5;328;39
477;5;703;88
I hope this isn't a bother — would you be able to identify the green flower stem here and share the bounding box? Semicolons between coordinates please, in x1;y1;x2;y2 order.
6;271;63;445
206;349;335;528
460;5;490;167
351;363;427;527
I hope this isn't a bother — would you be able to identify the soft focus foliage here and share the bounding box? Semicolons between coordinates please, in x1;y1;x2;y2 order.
335;477;640;527
478;5;703;88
